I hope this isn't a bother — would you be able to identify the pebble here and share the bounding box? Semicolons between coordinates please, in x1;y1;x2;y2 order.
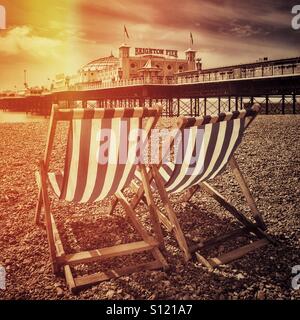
56;287;64;297
237;273;245;280
256;290;266;300
106;290;115;299
0;116;299;300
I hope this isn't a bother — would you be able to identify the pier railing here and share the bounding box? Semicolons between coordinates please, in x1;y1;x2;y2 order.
51;62;300;92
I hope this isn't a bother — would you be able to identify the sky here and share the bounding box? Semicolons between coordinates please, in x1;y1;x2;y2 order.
0;0;299;90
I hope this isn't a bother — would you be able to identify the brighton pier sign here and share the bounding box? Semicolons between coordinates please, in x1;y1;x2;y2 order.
135;47;178;58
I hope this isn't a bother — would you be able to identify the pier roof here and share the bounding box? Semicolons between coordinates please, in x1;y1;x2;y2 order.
80;54;119;72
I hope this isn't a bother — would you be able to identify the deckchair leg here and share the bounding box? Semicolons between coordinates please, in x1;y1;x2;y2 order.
152;165;192;261
139;165;165;249
35;188;43;225
193;177;273;268
199;181;269;241
116;191;168;270
130;169;156;211
229;156;267;230
108;196;119;215
39;161;59;274
34;171;43;225
131;180;148;205
110;179;148;217
181;185;200;203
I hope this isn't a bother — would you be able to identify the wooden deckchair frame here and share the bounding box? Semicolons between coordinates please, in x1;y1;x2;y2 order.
110;104;274;266
34;105;168;293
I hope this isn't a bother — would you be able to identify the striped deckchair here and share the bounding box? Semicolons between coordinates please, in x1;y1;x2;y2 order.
122;104;274;267
34;105;168;292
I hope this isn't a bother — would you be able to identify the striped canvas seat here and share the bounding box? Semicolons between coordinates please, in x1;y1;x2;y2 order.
163;115;245;193
35;105;168;292
135;112;245;194
48;115;141;203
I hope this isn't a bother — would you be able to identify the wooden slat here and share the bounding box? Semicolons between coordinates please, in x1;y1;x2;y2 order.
157;210;174;232
181;184;199;202
200;181;276;245
190;227;249;253
151;165;191;261
34;172;43;226
200;182;264;237
64;265;76;292
151;247;169;270
117;190;168;271
136;208;173;232
118;178;168;269
197;238;269;268
116;191;153;242
50;213;65;258
131;180;140;193
39;161;58;273
58;240;158;266
44;105;59;168
107;195;119;215
139;164;165;247
131;181;148;205
195;252;214;269
74;260;163;289
35;105;58;225
229;156;267;230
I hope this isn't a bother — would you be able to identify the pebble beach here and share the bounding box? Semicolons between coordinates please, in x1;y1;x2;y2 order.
0;114;299;300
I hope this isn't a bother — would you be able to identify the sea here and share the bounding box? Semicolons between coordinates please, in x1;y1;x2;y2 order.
0;111;47;123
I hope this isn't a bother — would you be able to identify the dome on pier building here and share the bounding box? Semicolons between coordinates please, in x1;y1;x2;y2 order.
79;53;120;83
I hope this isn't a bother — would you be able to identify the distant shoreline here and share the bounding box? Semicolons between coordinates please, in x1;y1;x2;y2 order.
0;110;48;124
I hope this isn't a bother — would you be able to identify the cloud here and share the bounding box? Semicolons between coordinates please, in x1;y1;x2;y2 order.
0;26;63;59
219;21;270;38
0;0;298;90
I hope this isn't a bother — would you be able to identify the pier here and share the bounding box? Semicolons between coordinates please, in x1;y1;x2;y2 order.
1;57;300;117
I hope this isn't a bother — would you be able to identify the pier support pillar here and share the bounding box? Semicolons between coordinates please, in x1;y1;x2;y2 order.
266;95;269;115
282;94;285;115
292;92;296;114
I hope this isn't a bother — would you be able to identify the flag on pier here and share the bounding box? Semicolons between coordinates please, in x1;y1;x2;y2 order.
124;25;130;39
190;32;194;46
